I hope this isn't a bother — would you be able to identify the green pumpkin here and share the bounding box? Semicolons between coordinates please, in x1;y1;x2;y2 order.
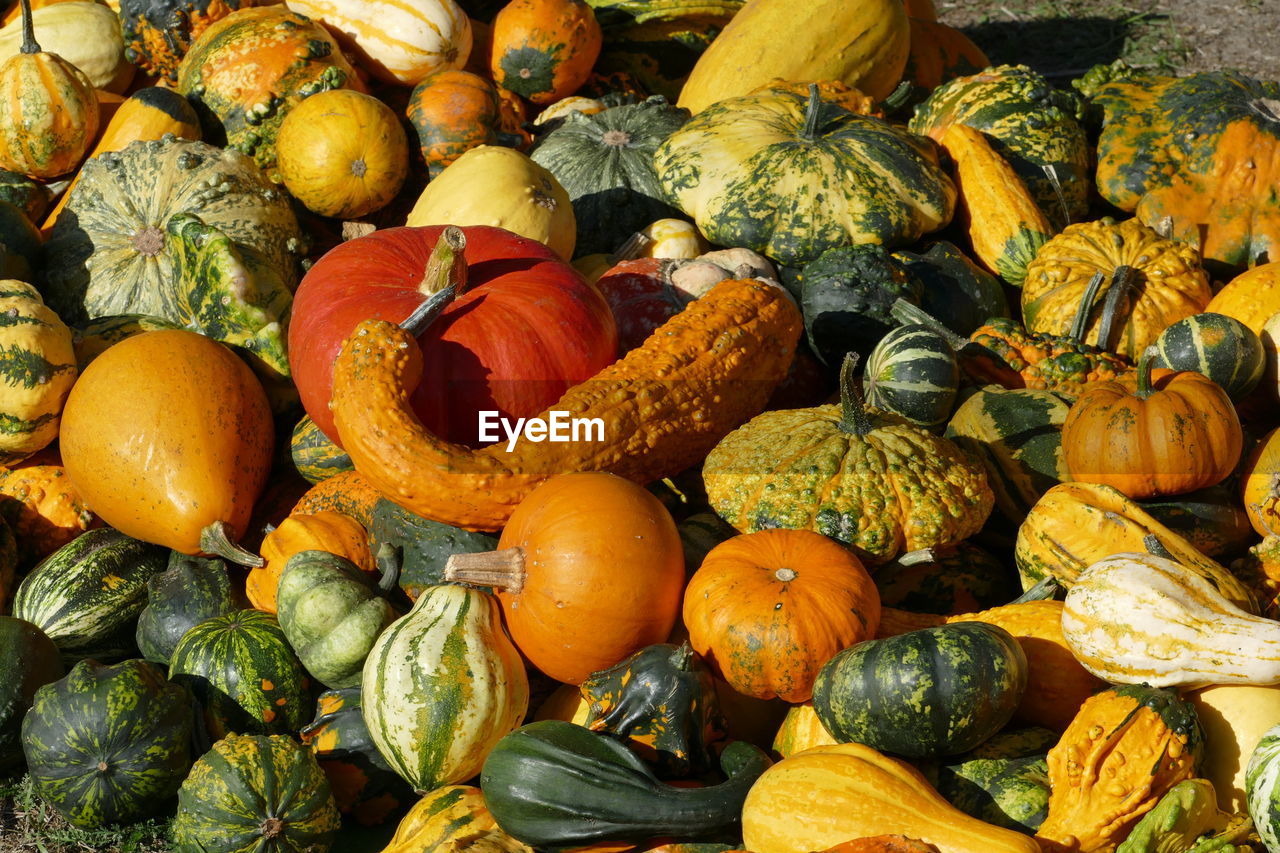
72;313;183;370
1153;312;1264;401
874;542;1021;615
1138;485;1255;560
944;385;1072;527
925;752;1051;834
135;552;238;665
863;324;959;429
812;621;1028;758
291;415;353;484
0;616;63;771
654;86;956;268
173;732;341;853
893;241;1012;337
277;550;400;689
480;720;770;849
909;65;1089;228
0;199;41;280
531;97;690;257
677;512;737;575
169;609;311;740
368;498;497;600
11;528;168;663
0;168;50;221
299;687;415;827
21;659;194;829
1118;778;1252;853
580;642;726;779
799;243;923;367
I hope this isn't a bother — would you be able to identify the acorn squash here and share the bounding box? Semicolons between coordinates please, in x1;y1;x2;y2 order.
135;552;237;665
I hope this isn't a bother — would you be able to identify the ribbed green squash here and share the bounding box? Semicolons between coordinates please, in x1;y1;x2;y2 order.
362;584;528;792
0;616;62;771
531;97;690;258
812;622;1028;758
1153;312;1264;401
894;241;1011;337
169;609;311;740
135;552;237;665
654;86;956;268
368;499;497;600
277;550;400;689
299;687;415;827
873;543;1021;615
677;511;737;574
864;324;959;429
927;752;1051;834
72;313;183;370
0;168;49;220
1139;485;1254;560
11;528;167;662
944;385;1071;527
909;65;1089;228
173;733;341;853
21;659;193;829
480;720;771;848
1248;724;1280;853
291;415;353;485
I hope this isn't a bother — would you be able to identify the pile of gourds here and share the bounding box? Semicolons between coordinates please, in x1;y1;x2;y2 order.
1;0;1280;850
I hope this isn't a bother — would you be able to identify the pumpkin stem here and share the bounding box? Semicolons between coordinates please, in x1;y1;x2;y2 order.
17;0;38;54
1135;344;1159;399
800;84;823;140
610;231;652;264
375;542;401;594
1011;576;1063;603
836;353;874;436
1143;534;1177;561
199;521;265;568
1095;264;1136;352
417;226;468;297
671;641;694;671
1066;271;1106;344
400;283;458;337
879;80;915;114
889;299;968;351
260;818;285;840
443;547;526;593
1041;163;1071;227
893;548;937;567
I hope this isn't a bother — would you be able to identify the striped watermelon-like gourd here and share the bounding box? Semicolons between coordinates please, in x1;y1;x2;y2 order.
1248;724;1280;852
1154;312;1265;401
169;609;311;739
362;583;529;792
383;784;524;853
863;324;959;429
291;414;354;484
12;528;167;662
173;733;341;852
21;659;194;829
0;281;77;464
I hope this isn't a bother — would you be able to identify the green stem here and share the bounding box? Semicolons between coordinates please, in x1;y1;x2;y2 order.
837;353;874;436
1142;533;1175;561
1095;264;1136;352
1135;345;1158;399
889;299;968;351
400;284;458;336
417;225;467;297
800;83;822;140
199;521;264;568
375;542;401;594
1066;271;1106;344
880;80;915;114
18;0;37;54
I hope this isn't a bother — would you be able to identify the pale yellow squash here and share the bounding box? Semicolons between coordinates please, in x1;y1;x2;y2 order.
0;1;133;92
1188;684;1280;812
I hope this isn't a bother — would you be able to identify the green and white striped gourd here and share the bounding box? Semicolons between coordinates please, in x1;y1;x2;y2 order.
0;281;77;464
863;324;958;429
362;583;528;793
1248;724;1280;852
1153;312;1264;401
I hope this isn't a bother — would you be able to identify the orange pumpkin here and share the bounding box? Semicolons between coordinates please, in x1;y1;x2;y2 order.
276;89;408;219
406;69;509;177
1206;261;1280;335
444;472;685;684
902;18;989;92
58;330;274;562
1062;346;1243;499
0;450;97;564
290;470;383;526
247;510;376;612
683;530;881;703
489;0;602;105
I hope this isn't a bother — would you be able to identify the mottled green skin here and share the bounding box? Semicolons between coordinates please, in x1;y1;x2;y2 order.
169;609;311;740
1154;312;1264;401
1118;779;1253;853
479;720;770;848
944;385;1071;526
368;499;496;600
11;529;168;663
996;225;1053;288
656;89;956;268
894;241;1010;337
1138;484;1254;560
0;169;51;221
135;552;237;666
874;542;1020;615
21;659;193;829
174;733;340;853
864;324;959;429
120;0;254;82
42;137;306;328
290;415;353;484
800;243;923;366
928;753;1050;833
0;617;63;771
531;97;690;257
811;622;1028;758
960;726;1059;760
1248;726;1280;853
910;65;1089;228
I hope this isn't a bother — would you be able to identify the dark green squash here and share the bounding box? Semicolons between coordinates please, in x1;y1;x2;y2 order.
368;498;497;600
0;616;63;771
677;512;736;575
135;552;238;665
480;720;771;848
1137;484;1255;560
800;243;923;367
1153;312;1264;401
893;241;1011;337
873;542;1021;615
291;414;354;484
0;199;40;281
925;751;1051;833
0;512;16;612
959;726;1059;760
11;528;168;663
277;549;400;689
169;609;311;740
530;96;690;257
863;324;959;429
581;642;726;779
21;659;194;829
173;732;341;852
812;622;1028;758
0;168;50;221
299;687;415;827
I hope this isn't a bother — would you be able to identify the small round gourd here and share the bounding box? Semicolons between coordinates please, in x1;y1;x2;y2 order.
863;324;959;429
1153;312;1264;401
1248;724;1280;852
0;281;76;465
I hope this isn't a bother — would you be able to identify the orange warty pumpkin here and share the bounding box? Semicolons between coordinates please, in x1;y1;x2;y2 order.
0;451;97;565
683;529;881;703
1062;347;1243;500
247;510;376;613
444;472;685;684
489;0;602;105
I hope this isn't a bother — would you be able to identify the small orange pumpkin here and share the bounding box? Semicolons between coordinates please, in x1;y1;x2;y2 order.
406;69;509;177
1244;427;1280;537
683;529;881;703
247;510;376;613
0;450;97;564
290;470;383;526
489;0;602;105
1062;346;1243;499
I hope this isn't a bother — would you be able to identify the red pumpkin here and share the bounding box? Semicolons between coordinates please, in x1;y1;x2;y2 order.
289;225;618;448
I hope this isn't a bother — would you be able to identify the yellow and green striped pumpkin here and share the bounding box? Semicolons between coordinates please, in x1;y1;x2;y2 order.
863;324;958;429
1247;724;1280;852
383;784;532;853
1153;312;1265;401
291;415;354;484
0;281;76;465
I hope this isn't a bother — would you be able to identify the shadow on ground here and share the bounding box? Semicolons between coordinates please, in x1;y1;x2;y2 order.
960;14;1164;79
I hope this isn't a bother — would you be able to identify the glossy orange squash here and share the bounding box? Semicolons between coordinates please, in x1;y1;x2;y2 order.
247;510;375;613
489;0;602;105
772;702;839;757
1207;261;1280;335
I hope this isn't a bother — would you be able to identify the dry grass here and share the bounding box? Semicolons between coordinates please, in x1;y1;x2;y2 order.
0;775;174;853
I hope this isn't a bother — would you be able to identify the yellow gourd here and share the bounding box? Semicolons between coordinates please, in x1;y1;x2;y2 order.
1188;684;1280;812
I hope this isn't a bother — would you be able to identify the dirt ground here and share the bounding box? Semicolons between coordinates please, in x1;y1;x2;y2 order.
940;0;1280;80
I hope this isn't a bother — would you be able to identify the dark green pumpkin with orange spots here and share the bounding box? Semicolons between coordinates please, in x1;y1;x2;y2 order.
1153;312;1264;401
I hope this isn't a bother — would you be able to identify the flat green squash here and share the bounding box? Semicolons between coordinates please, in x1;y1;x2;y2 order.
368;498;497;600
